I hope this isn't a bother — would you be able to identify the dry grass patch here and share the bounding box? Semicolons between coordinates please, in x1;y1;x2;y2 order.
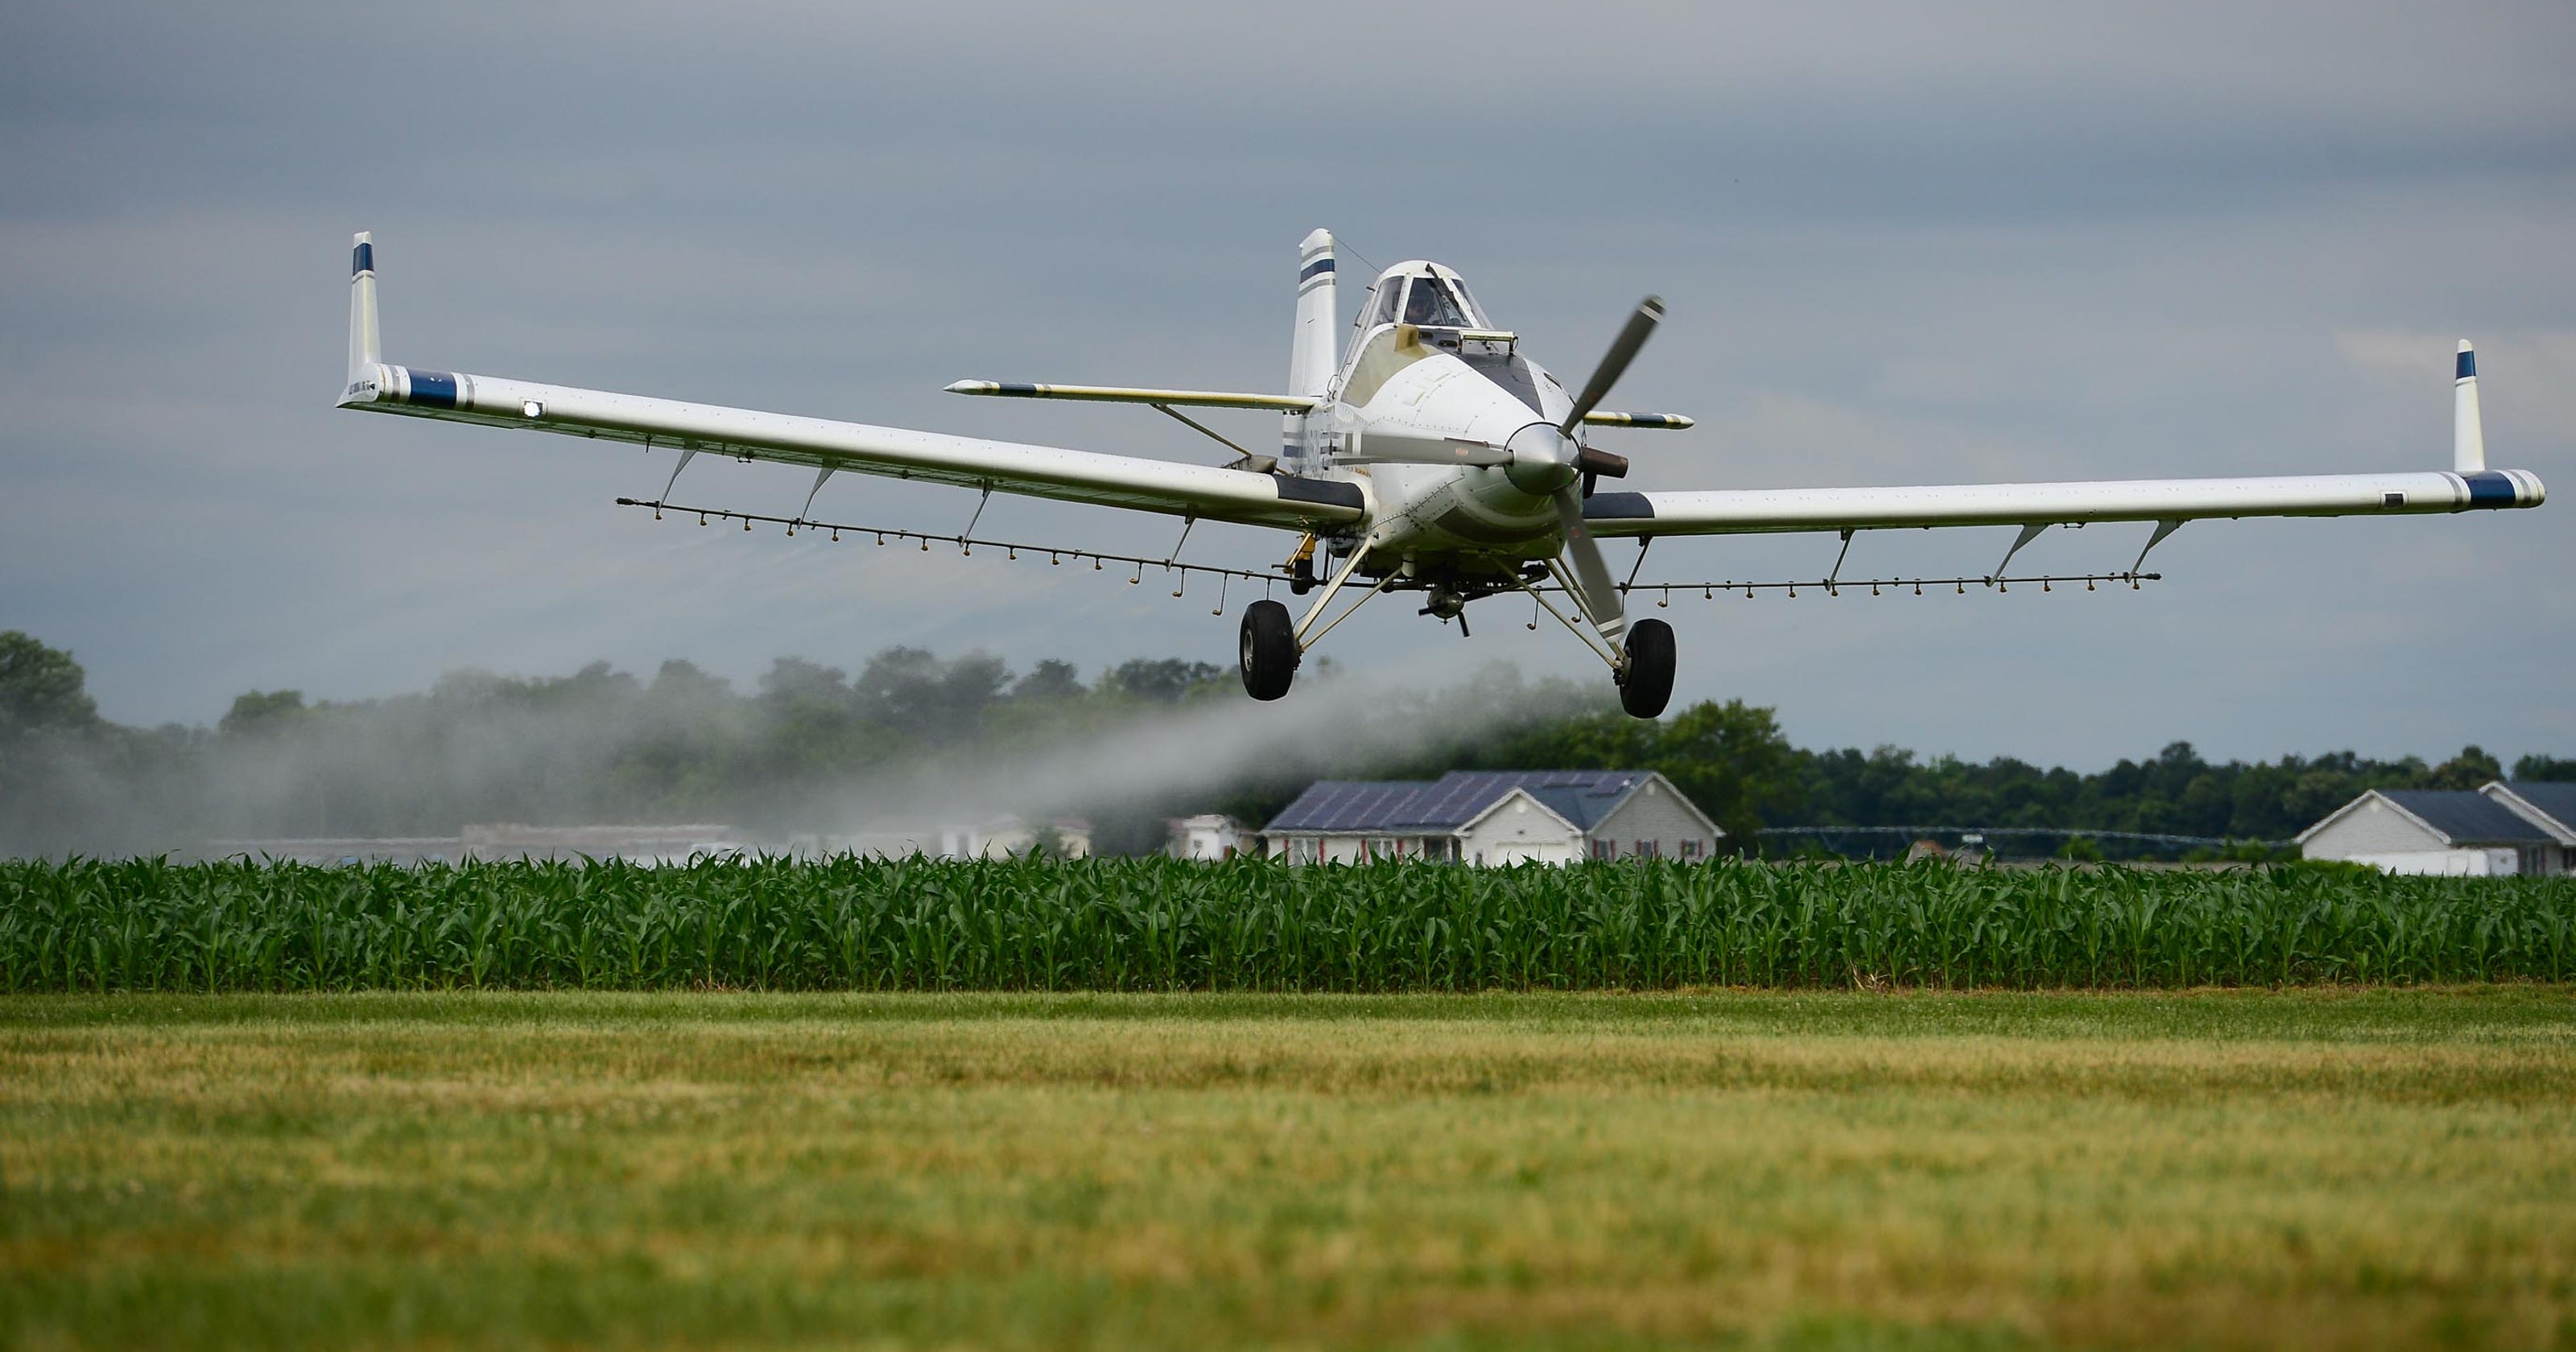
2;989;2572;1350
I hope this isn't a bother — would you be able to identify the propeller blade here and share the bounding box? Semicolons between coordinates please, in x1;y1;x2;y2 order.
1559;296;1665;436
1553;484;1627;643
1336;429;1511;467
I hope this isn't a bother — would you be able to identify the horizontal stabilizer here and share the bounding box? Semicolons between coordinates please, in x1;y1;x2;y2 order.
946;381;1317;411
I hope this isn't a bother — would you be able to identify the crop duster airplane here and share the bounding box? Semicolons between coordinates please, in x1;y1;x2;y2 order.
338;230;2544;718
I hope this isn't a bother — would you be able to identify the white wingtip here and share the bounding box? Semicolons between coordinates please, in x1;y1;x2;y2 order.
2454;339;2484;473
344;230;382;402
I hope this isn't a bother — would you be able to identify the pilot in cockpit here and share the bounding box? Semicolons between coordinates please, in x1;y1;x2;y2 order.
1402;278;1470;329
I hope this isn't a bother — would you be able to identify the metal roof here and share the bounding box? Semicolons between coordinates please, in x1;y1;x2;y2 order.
1264;769;1649;834
2491;781;2576;833
2378;789;2556;845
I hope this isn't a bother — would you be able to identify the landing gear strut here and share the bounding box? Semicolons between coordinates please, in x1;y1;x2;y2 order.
1239;599;1298;701
1617;618;1675;719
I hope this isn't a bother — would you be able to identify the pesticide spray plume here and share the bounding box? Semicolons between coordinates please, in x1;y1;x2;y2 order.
810;662;1595;844
0;645;1604;859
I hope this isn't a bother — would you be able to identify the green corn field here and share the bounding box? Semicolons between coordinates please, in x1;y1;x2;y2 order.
3;855;2572;992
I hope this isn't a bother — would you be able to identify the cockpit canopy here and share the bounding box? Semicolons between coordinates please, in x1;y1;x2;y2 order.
1361;263;1490;333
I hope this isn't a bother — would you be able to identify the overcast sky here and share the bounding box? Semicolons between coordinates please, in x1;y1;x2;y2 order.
3;1;2570;768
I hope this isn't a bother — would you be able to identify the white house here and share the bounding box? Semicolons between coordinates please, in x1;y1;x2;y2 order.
2294;788;2562;876
1166;814;1249;861
1261;770;1723;865
2480;781;2576;875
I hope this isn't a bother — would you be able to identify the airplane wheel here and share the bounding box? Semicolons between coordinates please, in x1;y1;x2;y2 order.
1240;600;1298;701
1617;618;1675;719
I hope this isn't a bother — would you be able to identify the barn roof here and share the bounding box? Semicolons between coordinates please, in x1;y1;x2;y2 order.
1264;770;1652;834
2485;781;2576;842
2374;789;2556;845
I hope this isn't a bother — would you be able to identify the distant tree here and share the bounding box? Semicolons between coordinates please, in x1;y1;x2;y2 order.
2425;744;2504;790
0;632;100;737
1009;659;1085;702
218;690;306;736
1100;657;1224;704
1645;699;1806;856
2057;835;2105;863
648;659;733;703
758;657;851;718
2513;754;2576;783
854;647;1009;740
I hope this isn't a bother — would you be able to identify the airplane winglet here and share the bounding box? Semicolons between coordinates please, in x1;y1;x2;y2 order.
2454;339;2484;474
344;231;382;404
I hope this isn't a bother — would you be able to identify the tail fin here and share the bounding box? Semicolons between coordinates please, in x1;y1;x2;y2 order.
2454;340;2485;473
1289;229;1336;398
344;232;382;403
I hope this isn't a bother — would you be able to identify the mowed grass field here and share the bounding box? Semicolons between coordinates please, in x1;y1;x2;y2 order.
4;989;2572;1351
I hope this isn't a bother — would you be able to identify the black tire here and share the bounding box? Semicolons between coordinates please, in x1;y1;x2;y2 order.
1617;618;1676;719
1239;600;1298;701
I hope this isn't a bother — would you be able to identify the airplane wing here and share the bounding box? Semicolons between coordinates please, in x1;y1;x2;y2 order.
1581;468;2545;539
334;236;1365;534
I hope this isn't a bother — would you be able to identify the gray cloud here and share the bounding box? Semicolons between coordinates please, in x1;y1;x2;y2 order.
2;0;2570;769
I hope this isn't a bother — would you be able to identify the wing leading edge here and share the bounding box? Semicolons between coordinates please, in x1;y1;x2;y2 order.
336;236;1365;534
1583;468;2544;538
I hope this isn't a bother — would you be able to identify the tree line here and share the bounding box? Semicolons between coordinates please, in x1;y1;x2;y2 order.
2;630;2565;859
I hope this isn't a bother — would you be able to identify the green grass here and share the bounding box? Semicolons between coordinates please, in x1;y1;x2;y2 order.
7;856;2575;992
4;988;2574;1350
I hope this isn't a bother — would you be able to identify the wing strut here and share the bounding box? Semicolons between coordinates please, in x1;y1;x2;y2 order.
1992;523;2050;583
2128;518;2185;578
796;466;834;523
656;447;699;517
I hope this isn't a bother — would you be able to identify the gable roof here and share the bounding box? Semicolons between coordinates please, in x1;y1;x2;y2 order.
1453;786;1586;839
1264;769;1658;834
2375;789;2556;845
2483;781;2576;844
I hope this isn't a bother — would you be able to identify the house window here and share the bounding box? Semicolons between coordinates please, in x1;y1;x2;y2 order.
1289;837;1319;865
1636;840;1660;859
1591;838;1616;861
1679;839;1701;861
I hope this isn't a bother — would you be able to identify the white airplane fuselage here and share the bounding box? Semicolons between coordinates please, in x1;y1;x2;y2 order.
1288;315;1588;582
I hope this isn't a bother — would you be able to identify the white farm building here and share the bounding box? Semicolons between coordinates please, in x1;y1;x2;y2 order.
1261;770;1723;865
2295;785;2574;876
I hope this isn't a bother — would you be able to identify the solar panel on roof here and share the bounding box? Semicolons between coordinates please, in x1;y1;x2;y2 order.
2381;789;2555;844
2498;782;2576;833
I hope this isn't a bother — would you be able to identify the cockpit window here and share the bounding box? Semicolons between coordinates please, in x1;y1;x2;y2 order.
1401;277;1469;328
1367;281;1402;330
1450;278;1488;327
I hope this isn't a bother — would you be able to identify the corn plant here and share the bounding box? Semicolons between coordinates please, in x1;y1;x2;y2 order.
2;855;2571;992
